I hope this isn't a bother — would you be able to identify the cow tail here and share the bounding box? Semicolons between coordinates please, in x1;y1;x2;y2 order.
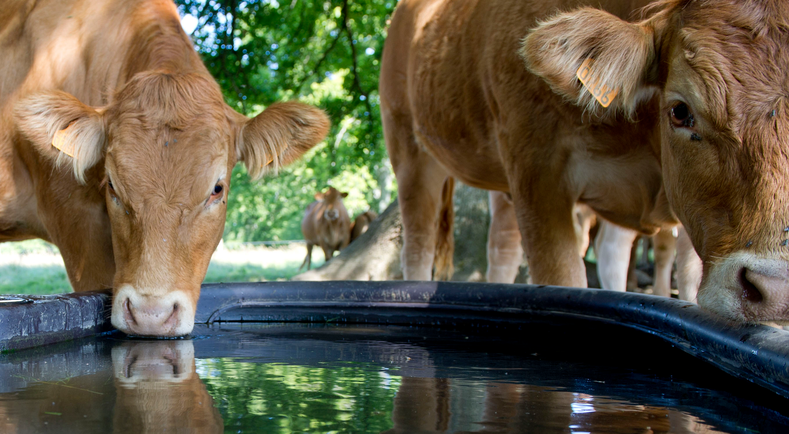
433;177;455;280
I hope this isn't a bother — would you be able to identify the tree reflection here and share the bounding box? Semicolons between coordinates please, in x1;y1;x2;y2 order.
197;359;400;433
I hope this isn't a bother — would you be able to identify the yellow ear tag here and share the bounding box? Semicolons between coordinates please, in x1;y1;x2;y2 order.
576;58;618;108
52;123;77;158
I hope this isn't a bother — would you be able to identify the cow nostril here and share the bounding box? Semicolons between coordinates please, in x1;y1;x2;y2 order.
123;298;137;325
163;303;179;328
739;268;764;303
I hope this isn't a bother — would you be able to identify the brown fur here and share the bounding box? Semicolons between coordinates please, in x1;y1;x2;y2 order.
349;210;378;243
112;341;223;433
383;0;789;322
1;0;329;336
300;187;351;270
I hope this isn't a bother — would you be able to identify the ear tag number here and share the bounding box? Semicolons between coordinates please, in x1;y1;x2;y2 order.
576;58;618;108
52;122;77;158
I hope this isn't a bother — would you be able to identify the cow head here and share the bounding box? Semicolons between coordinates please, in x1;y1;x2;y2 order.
15;71;329;336
524;1;789;323
112;340;224;432
316;187;348;221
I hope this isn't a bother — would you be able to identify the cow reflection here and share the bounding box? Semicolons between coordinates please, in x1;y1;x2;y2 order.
111;340;223;434
382;377;722;433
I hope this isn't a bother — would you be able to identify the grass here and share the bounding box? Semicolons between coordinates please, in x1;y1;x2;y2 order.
0;240;326;295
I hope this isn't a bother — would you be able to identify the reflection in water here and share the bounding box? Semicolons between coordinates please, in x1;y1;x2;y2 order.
111;340;223;434
0;324;772;433
0;339;222;434
381;379;724;434
195;358;400;433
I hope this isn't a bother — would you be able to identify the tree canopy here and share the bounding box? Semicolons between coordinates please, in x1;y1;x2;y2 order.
175;0;397;241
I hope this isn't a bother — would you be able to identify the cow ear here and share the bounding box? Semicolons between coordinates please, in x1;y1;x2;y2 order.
522;7;661;118
14;91;106;185
341;192;348;198
314;192;324;200
237;101;330;180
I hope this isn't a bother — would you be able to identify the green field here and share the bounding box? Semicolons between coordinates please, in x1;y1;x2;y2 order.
0;240;325;296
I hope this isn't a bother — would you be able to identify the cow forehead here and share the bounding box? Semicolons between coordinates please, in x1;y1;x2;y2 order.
108;127;228;185
106;71;233;150
104;71;234;204
323;188;342;202
670;1;789;130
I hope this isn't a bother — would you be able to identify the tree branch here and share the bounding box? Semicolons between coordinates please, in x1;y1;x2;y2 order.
338;0;375;133
293;27;343;93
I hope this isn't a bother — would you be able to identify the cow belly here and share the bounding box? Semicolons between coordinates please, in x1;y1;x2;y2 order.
319;227;345;249
413;130;509;191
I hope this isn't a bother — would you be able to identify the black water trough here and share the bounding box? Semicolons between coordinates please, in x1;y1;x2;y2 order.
2;281;789;400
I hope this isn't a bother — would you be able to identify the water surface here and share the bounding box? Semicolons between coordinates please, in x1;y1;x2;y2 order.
1;322;787;433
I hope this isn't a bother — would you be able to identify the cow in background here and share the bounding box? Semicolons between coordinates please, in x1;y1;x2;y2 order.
595;222;702;301
487;192;596;283
487;193;702;300
300;187;351;270
3;0;329;337
349;210;378;243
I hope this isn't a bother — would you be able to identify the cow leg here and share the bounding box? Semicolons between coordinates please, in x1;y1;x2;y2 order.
486;191;524;283
384;109;450;281
299;243;314;271
627;236;640;290
675;226;702;302
322;245;335;262
397;163;450;281
594;220;639;292
507;178;587;287
652;227;677;298
574;203;596;258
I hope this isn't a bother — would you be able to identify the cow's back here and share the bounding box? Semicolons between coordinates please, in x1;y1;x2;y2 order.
0;0;197;110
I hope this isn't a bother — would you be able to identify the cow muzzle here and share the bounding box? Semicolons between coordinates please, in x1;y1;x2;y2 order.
698;252;789;324
111;285;196;337
324;209;339;221
112;340;194;384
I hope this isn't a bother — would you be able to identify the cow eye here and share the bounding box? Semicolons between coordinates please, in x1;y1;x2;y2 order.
208;184;224;204
670;102;695;128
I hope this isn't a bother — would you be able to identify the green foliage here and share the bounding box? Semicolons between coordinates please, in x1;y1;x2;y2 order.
0;264;71;295
0;240;70;295
0;239;60;256
175;0;397;241
197;358;400;433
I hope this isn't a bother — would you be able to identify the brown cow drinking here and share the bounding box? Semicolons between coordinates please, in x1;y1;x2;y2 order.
381;0;789;324
300;187;351;270
1;0;329;336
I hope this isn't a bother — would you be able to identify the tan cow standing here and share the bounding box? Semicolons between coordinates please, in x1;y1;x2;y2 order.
1;0;329;336
381;0;789;324
300;187;351;270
